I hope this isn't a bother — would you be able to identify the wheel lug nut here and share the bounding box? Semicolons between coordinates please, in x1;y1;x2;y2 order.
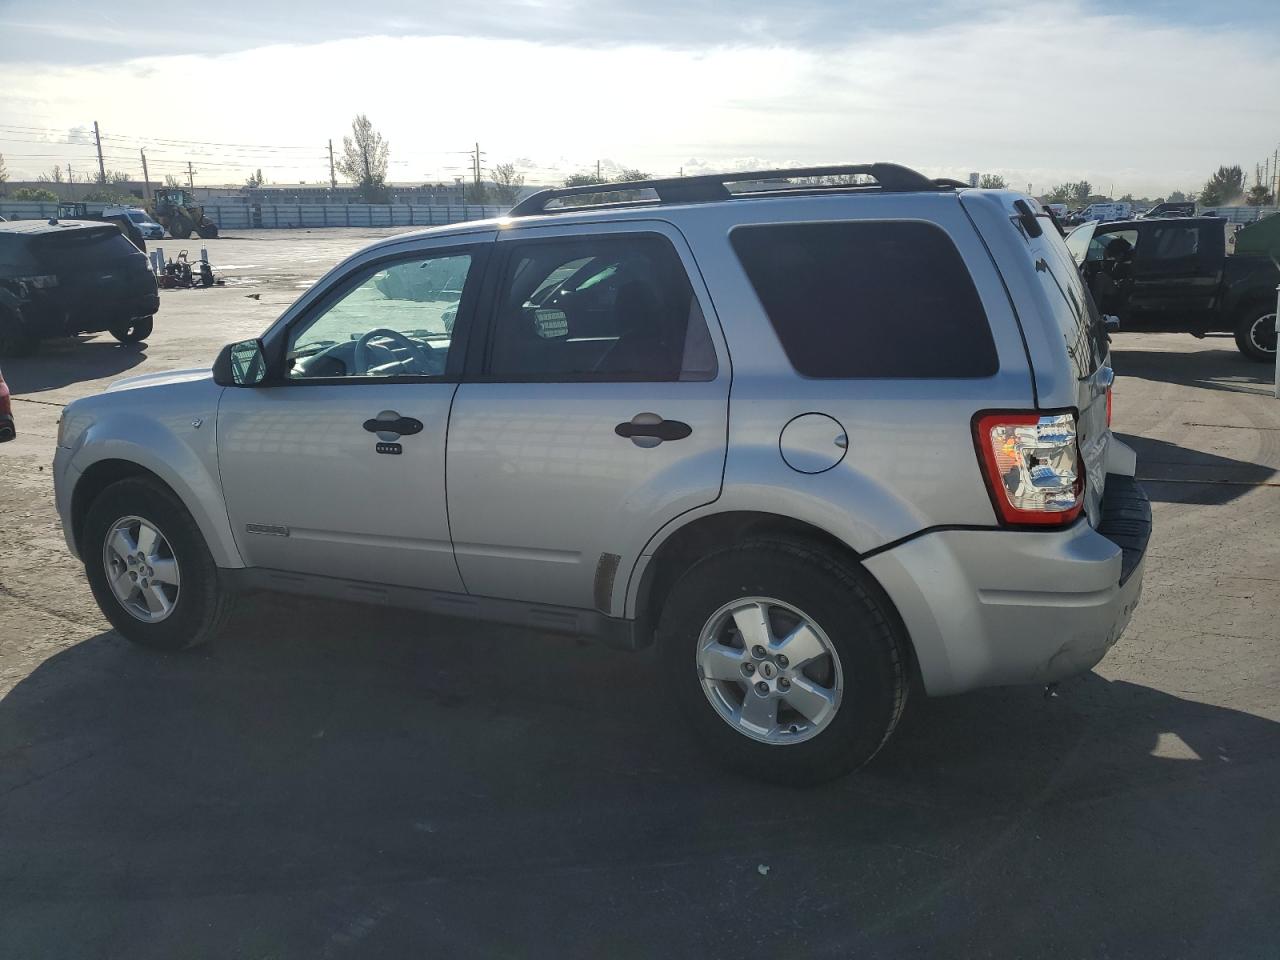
777;655;789;668
742;662;755;676
751;645;766;659
755;681;769;696
779;677;791;691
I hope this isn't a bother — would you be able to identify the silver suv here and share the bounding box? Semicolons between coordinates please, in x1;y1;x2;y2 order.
53;165;1151;783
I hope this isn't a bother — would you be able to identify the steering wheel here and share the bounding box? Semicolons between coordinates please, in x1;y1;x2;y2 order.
353;328;436;375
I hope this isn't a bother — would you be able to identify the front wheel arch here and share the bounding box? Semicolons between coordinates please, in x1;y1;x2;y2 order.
71;459;173;557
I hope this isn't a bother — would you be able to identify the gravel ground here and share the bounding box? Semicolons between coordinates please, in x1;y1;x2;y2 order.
1;229;1278;958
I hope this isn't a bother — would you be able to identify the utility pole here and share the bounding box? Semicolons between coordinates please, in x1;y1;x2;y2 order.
328;139;337;192
93;120;106;184
473;142;482;187
66;164;74;201
140;149;151;202
186;161;195;190
596;159;601;181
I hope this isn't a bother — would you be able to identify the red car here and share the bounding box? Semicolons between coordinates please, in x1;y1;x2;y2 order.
0;366;14;442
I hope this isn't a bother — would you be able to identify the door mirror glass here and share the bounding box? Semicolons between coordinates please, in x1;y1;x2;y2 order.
213;339;267;387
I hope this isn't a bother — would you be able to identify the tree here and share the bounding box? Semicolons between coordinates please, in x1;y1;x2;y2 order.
245;169;265;189
0;152;7;196
1246;184;1274;206
1045;183;1072;204
978;173;1007;189
613;168;649;183
464;181;489;204
163;174;182;188
10;187;58;202
1198;165;1244;207
38;165;64;184
565;172;605;187
1070;180;1092;205
335;114;390;203
488;162;525;204
1168;189;1196;203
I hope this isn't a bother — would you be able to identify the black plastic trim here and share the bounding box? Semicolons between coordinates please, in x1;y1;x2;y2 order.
226;568;645;650
1095;474;1151;585
508;163;944;217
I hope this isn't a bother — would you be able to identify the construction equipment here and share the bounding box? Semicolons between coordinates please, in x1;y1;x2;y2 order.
152;189;219;240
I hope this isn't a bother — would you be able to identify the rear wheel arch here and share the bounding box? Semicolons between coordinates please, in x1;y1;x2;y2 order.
633;511;919;678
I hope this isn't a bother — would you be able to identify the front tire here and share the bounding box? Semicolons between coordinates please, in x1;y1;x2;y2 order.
658;540;909;785
82;477;232;650
110;316;153;344
1234;305;1277;362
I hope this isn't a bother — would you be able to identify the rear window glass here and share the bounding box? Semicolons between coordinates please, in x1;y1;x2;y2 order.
1031;231;1106;378
34;230;138;269
730;221;998;379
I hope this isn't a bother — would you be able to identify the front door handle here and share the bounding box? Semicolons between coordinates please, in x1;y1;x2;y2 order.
363;412;423;437
615;413;693;447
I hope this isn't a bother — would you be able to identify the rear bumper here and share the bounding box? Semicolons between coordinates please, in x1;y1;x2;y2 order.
17;288;158;338
864;474;1151;696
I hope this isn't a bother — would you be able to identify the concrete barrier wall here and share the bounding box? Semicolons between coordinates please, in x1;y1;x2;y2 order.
0;202;507;230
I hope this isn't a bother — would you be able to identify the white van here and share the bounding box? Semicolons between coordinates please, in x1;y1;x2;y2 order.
1079;202;1132;223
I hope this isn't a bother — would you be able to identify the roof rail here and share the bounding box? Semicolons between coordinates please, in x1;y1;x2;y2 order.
507;163;950;217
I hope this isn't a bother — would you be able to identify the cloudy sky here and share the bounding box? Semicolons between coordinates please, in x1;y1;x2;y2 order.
1;0;1278;196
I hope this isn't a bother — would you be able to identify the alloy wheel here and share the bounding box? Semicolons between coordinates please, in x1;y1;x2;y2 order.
102;515;181;623
695;597;844;745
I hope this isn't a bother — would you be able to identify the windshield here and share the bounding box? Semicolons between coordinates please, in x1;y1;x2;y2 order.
127;212;151;223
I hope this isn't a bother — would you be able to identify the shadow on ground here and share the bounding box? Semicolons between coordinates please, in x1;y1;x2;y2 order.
1;337;147;395
1116;432;1278;505
2;598;1277;957
1111;342;1275;395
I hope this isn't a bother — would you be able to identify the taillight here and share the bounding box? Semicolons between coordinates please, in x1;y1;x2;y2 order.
973;411;1084;527
1105;386;1113;426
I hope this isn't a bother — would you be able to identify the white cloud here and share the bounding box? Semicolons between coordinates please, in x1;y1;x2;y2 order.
2;2;1277;196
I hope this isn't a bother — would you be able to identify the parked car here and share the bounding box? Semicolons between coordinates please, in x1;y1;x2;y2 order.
1065;216;1280;360
0;365;13;442
1137;201;1195;219
105;206;166;240
53;165;1150;784
0;219;158;357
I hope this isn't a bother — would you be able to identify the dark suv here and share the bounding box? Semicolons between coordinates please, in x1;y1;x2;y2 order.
0;219;159;357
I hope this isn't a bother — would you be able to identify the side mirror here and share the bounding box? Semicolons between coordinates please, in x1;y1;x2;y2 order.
1104;315;1121;332
213;339;268;387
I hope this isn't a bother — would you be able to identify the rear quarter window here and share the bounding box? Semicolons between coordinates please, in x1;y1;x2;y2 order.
730;220;998;378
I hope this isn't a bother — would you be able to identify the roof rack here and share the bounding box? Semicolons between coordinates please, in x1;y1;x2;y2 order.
507;163;953;217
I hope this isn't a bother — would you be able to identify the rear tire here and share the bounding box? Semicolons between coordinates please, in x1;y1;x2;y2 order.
657;539;909;785
1234;304;1277;362
196;219;218;239
110;316;153;344
168;216;193;240
82;477;232;651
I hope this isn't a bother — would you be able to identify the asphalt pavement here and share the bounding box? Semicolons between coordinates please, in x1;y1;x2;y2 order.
1;229;1278;958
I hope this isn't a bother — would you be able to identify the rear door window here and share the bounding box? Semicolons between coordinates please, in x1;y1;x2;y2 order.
485;233;717;382
730;221;997;378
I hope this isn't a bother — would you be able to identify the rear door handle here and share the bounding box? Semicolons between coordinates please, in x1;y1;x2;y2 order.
615;413;692;447
363;413;423;437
